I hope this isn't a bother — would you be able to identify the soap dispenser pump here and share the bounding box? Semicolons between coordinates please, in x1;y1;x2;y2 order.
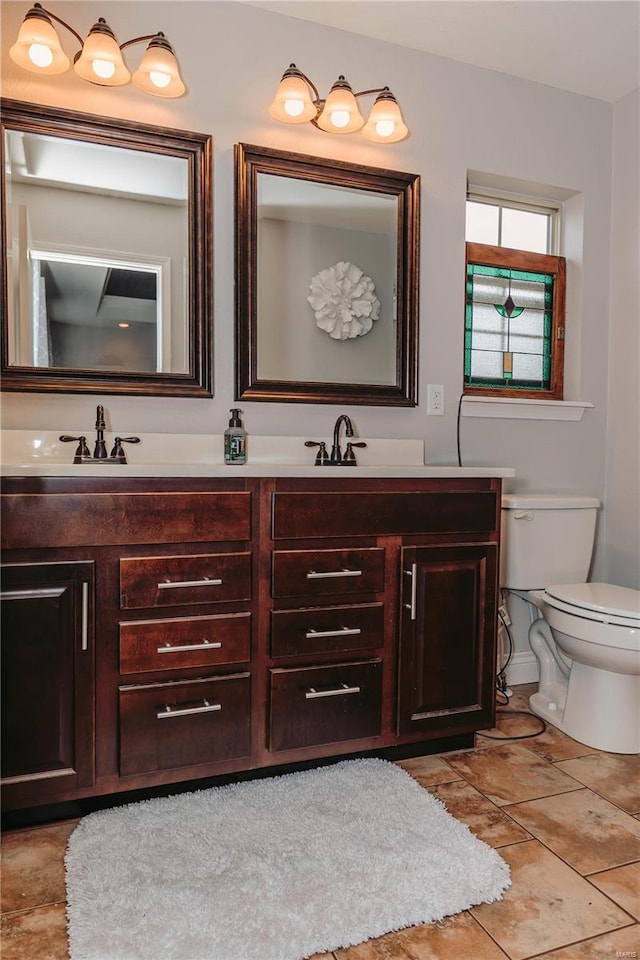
224;408;247;464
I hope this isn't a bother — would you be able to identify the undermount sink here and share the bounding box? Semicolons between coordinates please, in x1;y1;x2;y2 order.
0;430;515;478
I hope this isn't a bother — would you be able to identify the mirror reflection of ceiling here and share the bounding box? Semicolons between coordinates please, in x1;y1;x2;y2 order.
39;261;157;329
258;175;397;233
5;130;187;203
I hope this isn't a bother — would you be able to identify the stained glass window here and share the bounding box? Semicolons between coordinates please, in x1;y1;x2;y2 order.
464;243;565;399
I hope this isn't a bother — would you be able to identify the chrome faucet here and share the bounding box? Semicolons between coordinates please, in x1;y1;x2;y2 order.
305;415;367;466
60;405;140;464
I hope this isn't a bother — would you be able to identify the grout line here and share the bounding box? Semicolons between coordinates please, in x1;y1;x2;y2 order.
1;898;67;919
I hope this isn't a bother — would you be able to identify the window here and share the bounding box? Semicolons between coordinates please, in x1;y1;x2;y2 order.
464;193;566;400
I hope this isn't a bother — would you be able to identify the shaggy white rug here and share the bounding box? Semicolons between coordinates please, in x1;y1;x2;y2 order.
65;758;510;960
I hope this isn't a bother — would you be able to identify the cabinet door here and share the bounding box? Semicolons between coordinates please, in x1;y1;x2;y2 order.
397;545;497;736
1;562;95;808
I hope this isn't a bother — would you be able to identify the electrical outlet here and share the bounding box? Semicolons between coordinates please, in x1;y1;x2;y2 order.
427;384;444;415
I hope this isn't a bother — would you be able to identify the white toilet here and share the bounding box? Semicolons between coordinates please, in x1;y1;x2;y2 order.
501;494;640;754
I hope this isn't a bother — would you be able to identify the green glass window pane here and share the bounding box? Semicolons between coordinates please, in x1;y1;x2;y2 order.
465;261;555;391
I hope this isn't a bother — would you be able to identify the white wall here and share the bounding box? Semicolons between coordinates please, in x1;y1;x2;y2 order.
605;90;640;589
1;0;635;590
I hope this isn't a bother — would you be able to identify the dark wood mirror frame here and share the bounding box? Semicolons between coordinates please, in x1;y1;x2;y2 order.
235;143;420;406
1;99;213;397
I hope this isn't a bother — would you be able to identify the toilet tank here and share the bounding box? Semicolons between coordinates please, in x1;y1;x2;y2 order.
500;494;600;590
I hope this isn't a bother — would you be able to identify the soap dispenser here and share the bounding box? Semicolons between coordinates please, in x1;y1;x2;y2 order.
224;408;247;464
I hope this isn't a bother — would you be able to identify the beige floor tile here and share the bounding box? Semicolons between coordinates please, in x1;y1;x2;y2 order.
445;743;581;806
505;788;640;874
470;839;632;960
529;924;640;959
335;913;509;960
0;903;69;960
477;713;599;763
1;821;77;915
429;780;531;848
589;862;640;920
395;756;461;787
505;683;537;712
334;928;415;958
554;753;640;814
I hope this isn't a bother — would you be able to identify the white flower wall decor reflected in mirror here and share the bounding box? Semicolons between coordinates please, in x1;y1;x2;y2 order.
308;261;381;340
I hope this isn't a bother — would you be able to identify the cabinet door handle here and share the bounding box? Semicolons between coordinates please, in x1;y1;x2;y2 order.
306;568;362;580
81;581;89;651
305;683;361;700
157;640;222;654
404;563;417;621
305;626;362;640
156;699;222;719
157;577;223;590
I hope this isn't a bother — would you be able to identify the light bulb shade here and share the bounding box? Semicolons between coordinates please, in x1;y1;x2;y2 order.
132;35;185;98
316;76;364;134
268;65;317;123
74;20;130;85
362;90;409;143
9;7;70;75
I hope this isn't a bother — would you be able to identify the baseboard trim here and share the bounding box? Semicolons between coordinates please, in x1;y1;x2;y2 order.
505;651;539;686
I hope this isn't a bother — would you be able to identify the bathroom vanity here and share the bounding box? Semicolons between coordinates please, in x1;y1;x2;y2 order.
1;450;509;813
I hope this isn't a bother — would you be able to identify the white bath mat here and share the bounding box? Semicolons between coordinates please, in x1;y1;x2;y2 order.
65;758;510;960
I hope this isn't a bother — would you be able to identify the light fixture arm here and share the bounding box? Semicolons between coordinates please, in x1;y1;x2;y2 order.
119;32;166;52
30;2;83;47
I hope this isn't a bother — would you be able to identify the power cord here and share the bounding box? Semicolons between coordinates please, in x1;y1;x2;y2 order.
477;710;547;741
456;392;464;467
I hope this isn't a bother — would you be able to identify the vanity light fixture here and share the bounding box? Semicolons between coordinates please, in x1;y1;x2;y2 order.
9;2;185;97
269;64;409;144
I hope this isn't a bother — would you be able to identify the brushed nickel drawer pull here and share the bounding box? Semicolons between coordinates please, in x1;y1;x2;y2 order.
157;577;223;590
81;581;89;651
305;626;362;640
156;699;222;719
306;568;362;580
305;683;361;700
404;563;417;621
157;640;222;654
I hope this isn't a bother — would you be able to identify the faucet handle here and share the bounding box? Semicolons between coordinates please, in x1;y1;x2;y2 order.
59;435;91;463
304;440;329;466
343;441;367;465
110;436;141;462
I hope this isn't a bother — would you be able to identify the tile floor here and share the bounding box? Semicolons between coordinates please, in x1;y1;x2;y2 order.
2;683;639;960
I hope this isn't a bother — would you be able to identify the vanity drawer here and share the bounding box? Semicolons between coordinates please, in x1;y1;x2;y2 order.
271;603;383;659
272;491;498;539
269;660;382;752
120;553;251;609
2;491;251;550
272;548;384;599
119;673;251;776
119;613;251;675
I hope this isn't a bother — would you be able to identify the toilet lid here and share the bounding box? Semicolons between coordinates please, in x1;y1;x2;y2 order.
544;582;640;627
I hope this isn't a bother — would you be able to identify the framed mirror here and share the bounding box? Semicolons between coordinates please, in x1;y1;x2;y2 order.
235;143;419;405
1;99;212;396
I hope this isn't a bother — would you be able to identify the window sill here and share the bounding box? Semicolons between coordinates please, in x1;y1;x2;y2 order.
461;397;593;421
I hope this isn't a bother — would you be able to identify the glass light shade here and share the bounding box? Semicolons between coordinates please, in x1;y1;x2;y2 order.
362;91;408;144
74;21;130;86
316;77;364;134
132;36;185;98
9;9;70;75
269;70;317;124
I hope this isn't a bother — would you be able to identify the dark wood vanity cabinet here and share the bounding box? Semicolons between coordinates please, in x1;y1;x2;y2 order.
1;475;500;812
0;561;96;810
398;544;498;736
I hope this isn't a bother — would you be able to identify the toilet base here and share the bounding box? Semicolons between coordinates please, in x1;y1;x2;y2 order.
530;663;640;754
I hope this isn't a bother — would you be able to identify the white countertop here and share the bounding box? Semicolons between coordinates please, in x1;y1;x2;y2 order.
0;431;515;479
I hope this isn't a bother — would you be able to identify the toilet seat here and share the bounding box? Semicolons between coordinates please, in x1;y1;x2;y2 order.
544;582;640;629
